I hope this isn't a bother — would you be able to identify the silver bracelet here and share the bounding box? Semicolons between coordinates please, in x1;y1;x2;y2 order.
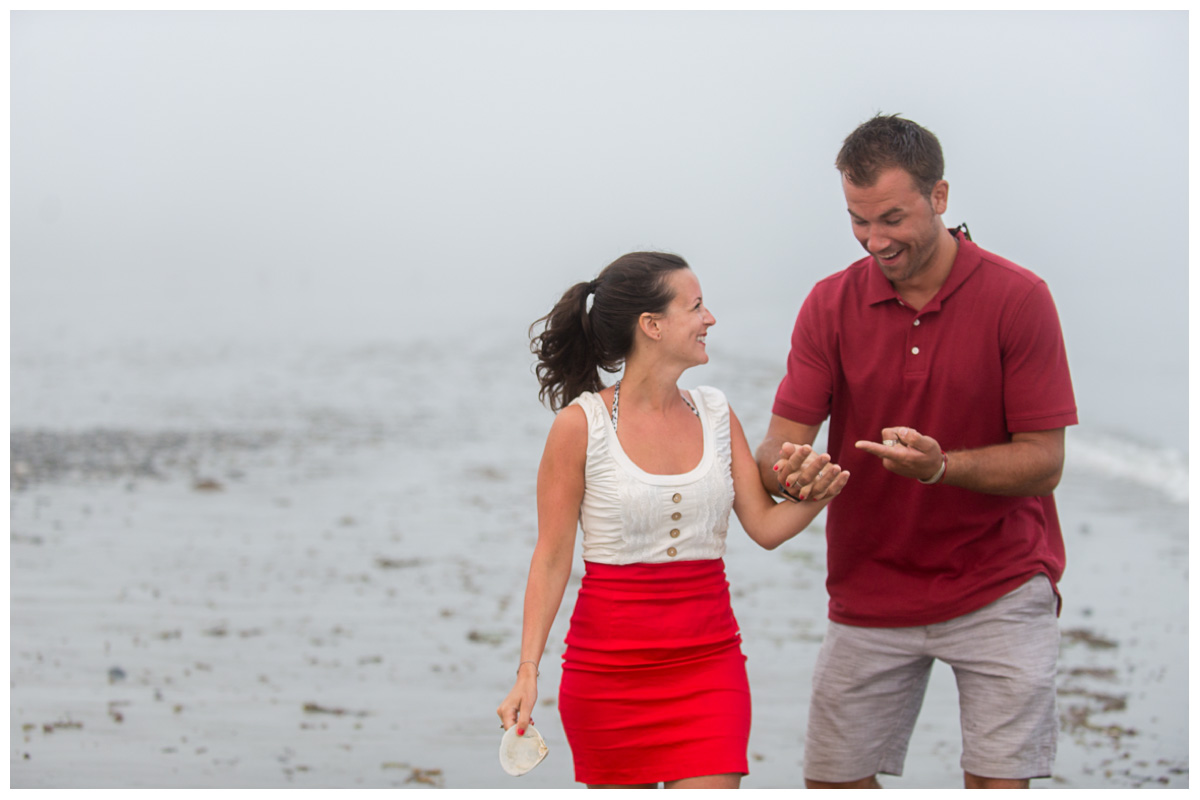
517;660;540;678
919;451;948;485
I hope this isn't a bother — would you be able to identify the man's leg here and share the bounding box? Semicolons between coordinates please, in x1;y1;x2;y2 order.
806;775;883;789
936;576;1060;788
803;621;934;786
964;773;1029;789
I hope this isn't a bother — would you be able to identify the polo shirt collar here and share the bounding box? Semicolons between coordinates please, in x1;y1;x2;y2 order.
865;229;982;310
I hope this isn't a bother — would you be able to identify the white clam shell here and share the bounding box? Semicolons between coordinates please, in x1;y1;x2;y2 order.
499;723;549;776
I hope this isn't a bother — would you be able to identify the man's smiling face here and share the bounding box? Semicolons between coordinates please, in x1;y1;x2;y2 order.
843;166;949;287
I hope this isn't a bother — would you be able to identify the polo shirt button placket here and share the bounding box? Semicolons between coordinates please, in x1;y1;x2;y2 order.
908;314;926;362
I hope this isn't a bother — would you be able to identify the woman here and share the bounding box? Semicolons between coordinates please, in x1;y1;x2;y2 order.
496;252;849;789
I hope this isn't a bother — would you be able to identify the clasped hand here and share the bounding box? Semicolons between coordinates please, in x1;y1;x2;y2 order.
771;443;849;502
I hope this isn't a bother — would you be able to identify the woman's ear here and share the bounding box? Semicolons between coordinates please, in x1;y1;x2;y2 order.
637;312;662;341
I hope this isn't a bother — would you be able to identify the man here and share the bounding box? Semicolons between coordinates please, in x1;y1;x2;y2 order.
756;114;1077;789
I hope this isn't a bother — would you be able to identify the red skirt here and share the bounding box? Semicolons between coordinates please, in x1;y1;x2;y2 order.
558;558;750;786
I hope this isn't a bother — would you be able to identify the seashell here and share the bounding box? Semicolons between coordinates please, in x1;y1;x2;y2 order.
498;723;549;776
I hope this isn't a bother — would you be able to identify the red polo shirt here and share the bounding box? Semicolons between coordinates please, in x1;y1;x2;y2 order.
773;233;1077;627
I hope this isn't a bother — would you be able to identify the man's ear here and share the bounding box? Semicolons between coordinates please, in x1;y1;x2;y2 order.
930;179;949;216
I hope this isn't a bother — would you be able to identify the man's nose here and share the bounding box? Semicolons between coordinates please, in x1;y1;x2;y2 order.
865;227;892;253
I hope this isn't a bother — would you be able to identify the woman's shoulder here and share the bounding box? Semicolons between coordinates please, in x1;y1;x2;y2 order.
562;389;613;438
689;385;729;412
544;402;589;458
568;386;616;419
569;386;611;405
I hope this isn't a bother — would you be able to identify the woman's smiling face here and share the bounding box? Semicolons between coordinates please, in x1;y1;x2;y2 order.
655;268;716;367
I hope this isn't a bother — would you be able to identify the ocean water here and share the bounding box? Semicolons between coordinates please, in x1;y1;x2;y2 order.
10;321;1189;504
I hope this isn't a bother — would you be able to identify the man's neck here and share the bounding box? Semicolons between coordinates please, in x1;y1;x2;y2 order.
894;227;959;310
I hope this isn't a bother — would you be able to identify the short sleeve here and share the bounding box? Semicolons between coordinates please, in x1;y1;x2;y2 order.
772;291;834;425
1001;281;1078;432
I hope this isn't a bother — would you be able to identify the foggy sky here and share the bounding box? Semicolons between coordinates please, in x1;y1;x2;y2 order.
9;11;1190;448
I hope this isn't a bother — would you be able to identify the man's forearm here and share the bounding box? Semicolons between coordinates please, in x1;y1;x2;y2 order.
856;427;1066;497
940;436;1064;497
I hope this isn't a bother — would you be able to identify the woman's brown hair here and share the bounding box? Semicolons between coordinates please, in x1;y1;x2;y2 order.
530;251;689;411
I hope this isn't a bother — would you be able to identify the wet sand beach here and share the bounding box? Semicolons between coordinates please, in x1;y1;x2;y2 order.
9;340;1189;789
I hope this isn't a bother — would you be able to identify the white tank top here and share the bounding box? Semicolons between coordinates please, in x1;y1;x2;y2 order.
569;385;735;565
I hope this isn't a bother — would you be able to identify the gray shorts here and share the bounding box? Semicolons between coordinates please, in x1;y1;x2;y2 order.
804;575;1060;783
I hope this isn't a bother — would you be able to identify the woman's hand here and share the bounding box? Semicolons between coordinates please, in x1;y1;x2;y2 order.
773;442;846;502
496;667;539;736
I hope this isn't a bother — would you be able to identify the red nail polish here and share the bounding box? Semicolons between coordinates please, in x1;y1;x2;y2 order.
785;481;791;487
517;728;524;736
773;465;779;471
798;495;806;501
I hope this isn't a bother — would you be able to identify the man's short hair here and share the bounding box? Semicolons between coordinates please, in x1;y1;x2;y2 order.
836;114;945;197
